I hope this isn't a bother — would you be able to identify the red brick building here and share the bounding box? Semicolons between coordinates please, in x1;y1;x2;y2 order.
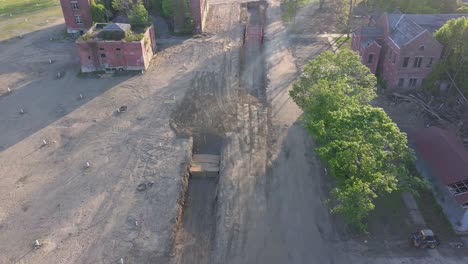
60;0;93;34
76;23;156;72
352;12;466;89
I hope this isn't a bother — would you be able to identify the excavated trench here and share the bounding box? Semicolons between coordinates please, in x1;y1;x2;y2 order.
172;2;267;263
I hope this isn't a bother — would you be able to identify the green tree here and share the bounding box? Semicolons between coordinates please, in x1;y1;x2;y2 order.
290;50;377;110
431;17;468;91
128;2;149;24
112;0;131;13
162;0;174;17
289;49;423;231
90;0;107;23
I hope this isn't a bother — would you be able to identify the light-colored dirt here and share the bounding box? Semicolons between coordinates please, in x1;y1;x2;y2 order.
0;7;240;263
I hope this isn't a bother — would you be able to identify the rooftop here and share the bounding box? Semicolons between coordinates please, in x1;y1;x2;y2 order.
78;23;149;42
375;12;467;47
412;126;468;185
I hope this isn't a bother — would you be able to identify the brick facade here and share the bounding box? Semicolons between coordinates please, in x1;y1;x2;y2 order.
351;12;457;90
60;0;93;33
76;25;156;72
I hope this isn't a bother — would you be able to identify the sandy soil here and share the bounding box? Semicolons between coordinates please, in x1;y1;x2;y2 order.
0;6;242;263
2;0;468;263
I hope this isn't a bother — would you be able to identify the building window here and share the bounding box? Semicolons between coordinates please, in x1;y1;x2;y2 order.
88;56;91;59
392;53;396;64
398;78;405;87
448;180;468;195
419;45;425;51
100;53;106;58
99;48;104;50
402;57;409;67
427;57;434;68
367;54;374;64
463;202;468;208
74;15;83;25
413;57;423;68
71;1;79;10
409;78;417;87
116;48;121;51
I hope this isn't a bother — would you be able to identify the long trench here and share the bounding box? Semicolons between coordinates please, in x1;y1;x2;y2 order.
172;2;267;264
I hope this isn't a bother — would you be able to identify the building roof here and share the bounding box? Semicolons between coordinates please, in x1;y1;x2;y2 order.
102;23;131;32
412;126;468;185
361;26;384;36
388;14;426;46
405;14;467;33
383;13;467;47
360;38;381;49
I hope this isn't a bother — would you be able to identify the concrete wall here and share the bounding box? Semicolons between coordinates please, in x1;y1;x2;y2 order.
76;25;156;72
60;0;93;33
190;0;208;32
414;150;468;233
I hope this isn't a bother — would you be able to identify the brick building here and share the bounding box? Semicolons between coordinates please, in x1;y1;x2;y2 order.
76;23;156;72
352;12;466;89
60;0;93;34
173;0;208;33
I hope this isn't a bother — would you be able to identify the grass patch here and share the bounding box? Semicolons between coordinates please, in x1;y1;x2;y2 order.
0;6;62;41
415;187;457;241
367;191;415;238
332;35;351;50
0;0;60;20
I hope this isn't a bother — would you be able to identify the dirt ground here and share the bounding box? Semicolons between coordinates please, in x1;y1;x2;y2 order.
0;6;243;263
2;0;468;264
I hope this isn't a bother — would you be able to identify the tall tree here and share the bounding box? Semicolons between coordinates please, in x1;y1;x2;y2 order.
430;17;468;92
289;50;423;232
128;2;149;24
112;0;132;13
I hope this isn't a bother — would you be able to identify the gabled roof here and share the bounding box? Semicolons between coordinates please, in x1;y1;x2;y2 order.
102;23;131;32
380;12;467;47
405;14;467;33
361;26;384;36
389;15;426;47
360;38;381;49
412;126;468;185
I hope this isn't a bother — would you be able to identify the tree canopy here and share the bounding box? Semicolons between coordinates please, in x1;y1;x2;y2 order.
426;17;468;92
128;2;149;24
289;50;423;232
90;0;107;23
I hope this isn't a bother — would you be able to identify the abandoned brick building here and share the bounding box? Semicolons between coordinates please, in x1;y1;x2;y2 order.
352;12;466;89
76;23;156;72
60;0;93;34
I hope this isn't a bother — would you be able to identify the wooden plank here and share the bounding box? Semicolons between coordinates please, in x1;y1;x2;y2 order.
190;163;220;172
192;154;220;164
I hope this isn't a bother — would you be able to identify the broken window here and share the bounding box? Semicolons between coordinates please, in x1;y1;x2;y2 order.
402;57;409;67
419;45;425;51
449;181;468;195
100;53;106;58
413;57;423;68
74;15;82;25
427;57;434;68
409;78;417;87
116;48;121;51
398;78;405;87
392;52;396;64
71;1;79;10
367;53;374;64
